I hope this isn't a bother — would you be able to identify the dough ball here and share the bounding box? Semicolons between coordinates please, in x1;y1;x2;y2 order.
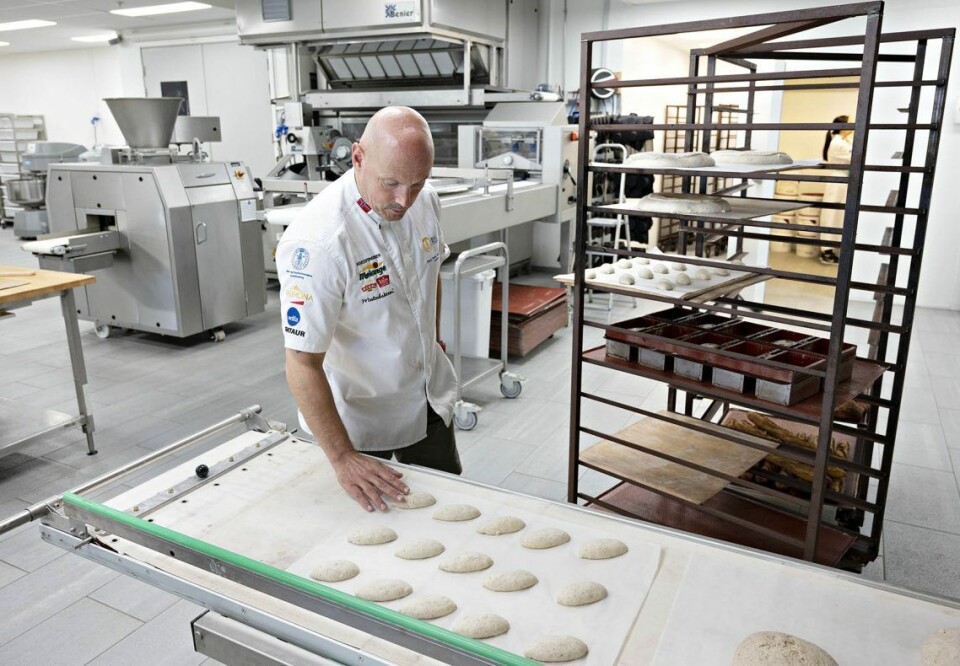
348;526;397;546
670;262;687;271
556;581;608;607
618;273;636;286
388;490;436;510
483;569;539;592
310;560;359;583
521;528;571;550
578;538;628;560
732;631;838;666
585;269;597;280
477;516;526;536
675;272;692;286
711;267;731;276
651;263;669;274
635;257;651;265
637;267;654;280
524;635;589;663
398;595;457;620
694;268;712;281
599;264;615;274
452;613;510;639
395;538;445;560
922;627;960;665
439;552;494;573
655;278;675;291
355;579;412;602
616;259;632;269
433;504;481;522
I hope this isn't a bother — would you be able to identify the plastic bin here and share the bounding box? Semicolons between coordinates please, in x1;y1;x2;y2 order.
440;268;496;357
770;212;796;253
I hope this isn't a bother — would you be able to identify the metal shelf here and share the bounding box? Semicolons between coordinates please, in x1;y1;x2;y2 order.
567;4;954;569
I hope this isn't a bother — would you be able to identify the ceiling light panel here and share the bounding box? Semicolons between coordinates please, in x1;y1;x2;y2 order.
0;20;57;33
110;2;211;18
72;32;119;43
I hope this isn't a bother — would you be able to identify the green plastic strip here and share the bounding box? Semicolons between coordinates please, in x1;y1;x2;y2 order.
63;493;535;666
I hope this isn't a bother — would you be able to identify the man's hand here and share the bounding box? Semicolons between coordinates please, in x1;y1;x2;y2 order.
331;450;410;512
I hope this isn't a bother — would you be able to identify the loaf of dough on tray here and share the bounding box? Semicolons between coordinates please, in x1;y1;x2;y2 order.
625;151;715;168
711;149;793;165
635;192;732;215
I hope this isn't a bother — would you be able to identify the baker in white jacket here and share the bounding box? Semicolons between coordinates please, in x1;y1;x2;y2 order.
277;106;459;512
819;115;853;265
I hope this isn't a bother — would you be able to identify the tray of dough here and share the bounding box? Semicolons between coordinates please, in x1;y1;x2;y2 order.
554;253;757;301
600;196;807;220
105;433;662;665
590;158;822;175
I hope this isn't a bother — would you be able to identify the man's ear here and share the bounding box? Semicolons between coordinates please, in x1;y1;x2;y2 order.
351;142;363;170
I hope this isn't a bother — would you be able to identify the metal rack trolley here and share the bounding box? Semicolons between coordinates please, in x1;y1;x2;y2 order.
444;242;524;431
567;2;954;569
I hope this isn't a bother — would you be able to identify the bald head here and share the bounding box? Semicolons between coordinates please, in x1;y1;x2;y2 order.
360;106;434;163
352;106;434;222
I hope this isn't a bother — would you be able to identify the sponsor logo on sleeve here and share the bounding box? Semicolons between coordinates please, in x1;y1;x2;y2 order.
284;284;314;303
286;307;301;327
283;306;306;337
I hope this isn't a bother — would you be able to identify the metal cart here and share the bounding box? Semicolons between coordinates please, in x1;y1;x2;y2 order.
444;242;523;430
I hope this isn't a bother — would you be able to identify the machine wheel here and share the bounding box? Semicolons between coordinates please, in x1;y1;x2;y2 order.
454;411;478;431
210;329;226;343
500;380;522;399
94;324;115;339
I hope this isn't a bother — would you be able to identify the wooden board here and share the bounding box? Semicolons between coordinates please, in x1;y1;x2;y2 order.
580;411;777;505
0;263;94;306
0;278;29;291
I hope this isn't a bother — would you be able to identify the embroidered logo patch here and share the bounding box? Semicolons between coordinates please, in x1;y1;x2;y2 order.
291;247;310;270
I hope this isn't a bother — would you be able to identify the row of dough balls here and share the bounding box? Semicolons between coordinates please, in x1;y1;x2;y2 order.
347;518;628;556
305;580;590;661
586;259;731;291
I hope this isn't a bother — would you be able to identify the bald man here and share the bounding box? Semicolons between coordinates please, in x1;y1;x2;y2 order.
277;106;460;512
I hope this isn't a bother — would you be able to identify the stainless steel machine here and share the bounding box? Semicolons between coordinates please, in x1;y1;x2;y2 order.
24;98;265;341
9;141;86;239
237;0;578;276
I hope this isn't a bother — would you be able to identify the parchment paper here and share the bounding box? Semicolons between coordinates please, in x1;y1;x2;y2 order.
652;549;960;665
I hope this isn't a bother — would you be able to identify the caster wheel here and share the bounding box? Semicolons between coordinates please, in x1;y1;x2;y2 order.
454;411;478;431
500;381;522;399
210;329;226;342
94;324;114;339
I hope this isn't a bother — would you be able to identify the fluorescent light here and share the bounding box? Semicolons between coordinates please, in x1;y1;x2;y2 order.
72;32;119;43
110;2;211;17
0;20;57;32
0;42;9;47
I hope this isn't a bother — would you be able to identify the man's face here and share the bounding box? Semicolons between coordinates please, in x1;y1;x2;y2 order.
353;139;432;222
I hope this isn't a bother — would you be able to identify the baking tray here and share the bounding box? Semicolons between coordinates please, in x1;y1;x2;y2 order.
554;253;755;301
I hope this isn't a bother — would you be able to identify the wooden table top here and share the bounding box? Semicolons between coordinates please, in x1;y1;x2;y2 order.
0;263;95;306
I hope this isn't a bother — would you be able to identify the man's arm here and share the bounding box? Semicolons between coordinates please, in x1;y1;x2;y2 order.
285;348;409;511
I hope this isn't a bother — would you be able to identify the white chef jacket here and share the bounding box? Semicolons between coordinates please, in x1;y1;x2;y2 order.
277;168;457;452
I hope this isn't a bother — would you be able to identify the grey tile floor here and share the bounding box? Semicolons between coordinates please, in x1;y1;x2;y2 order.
0;227;958;664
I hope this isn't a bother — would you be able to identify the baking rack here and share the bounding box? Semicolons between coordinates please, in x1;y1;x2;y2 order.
567;2;954;568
